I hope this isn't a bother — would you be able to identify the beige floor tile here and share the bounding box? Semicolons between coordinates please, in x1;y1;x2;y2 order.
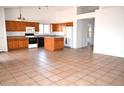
55;79;73;86
15;75;30;82
81;75;97;83
88;73;103;79
12;72;26;77
0;75;13;81
48;75;62;82
37;78;53;86
17;79;36;85
0;47;124;86
26;71;40;77
0;78;17;86
57;72;72;78
93;79;112;86
31;75;47;82
74;79;92;86
64;75;81;83
50;69;62;74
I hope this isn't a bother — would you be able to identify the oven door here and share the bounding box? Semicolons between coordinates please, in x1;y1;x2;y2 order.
29;38;37;44
28;38;38;48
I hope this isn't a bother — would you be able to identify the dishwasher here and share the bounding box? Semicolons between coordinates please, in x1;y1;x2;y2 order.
37;37;44;47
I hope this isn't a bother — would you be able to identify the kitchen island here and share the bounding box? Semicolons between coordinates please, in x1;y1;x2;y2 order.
44;36;64;51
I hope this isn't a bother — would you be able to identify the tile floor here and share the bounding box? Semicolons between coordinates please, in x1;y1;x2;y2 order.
0;47;124;86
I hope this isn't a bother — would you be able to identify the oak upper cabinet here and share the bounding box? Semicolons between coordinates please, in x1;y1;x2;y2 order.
51;23;63;32
51;22;73;32
16;21;26;31
7;37;28;50
6;21;17;31
32;23;39;32
6;20;39;32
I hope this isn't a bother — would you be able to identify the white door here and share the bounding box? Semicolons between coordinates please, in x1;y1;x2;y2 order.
0;8;8;52
64;26;73;48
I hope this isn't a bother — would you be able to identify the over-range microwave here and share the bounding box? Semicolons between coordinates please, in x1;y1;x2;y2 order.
26;27;35;33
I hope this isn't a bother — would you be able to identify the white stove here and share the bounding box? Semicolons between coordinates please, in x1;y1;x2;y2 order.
25;33;37;48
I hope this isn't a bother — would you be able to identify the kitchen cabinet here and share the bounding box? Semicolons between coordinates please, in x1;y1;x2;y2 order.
7;37;28;50
6;21;39;32
51;22;73;32
51;23;63;32
6;21;17;31
44;37;64;51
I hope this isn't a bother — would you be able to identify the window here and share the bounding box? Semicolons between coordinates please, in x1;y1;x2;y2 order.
44;24;50;34
88;24;92;38
39;24;44;34
39;24;51;34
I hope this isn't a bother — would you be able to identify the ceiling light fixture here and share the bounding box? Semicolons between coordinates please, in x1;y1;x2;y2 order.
38;6;49;10
16;7;26;21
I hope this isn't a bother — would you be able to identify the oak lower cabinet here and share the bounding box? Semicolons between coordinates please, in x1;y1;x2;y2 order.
7;37;28;51
44;37;64;51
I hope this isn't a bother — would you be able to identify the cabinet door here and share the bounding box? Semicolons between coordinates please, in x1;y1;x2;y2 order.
6;21;17;31
18;38;28;49
7;39;13;50
52;24;57;32
18;22;26;31
54;38;64;50
8;39;19;50
23;39;28;48
18;39;24;48
13;39;19;49
52;24;63;32
34;23;39;32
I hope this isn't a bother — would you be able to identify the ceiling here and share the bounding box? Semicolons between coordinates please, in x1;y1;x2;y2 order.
1;6;73;11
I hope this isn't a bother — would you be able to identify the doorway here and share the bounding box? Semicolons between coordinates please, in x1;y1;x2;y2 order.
76;18;95;50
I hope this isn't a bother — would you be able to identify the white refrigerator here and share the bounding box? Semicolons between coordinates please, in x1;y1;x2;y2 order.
0;8;8;52
63;26;73;48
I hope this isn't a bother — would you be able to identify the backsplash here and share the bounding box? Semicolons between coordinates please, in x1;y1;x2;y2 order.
7;32;64;36
50;32;64;36
7;32;26;36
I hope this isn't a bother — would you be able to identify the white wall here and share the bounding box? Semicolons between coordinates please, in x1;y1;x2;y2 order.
0;8;8;51
53;7;75;23
94;7;124;58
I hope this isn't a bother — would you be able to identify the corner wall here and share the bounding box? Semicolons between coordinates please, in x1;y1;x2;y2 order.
94;7;124;58
0;8;8;51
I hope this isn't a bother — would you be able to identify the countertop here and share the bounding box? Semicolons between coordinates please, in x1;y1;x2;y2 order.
7;36;28;39
7;35;64;39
